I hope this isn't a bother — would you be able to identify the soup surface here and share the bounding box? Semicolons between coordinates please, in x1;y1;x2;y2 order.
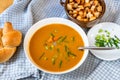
29;24;84;72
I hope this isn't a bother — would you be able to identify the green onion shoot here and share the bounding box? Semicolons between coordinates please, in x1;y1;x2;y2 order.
39;52;45;60
71;36;75;42
59;60;63;68
52;57;56;65
95;29;120;49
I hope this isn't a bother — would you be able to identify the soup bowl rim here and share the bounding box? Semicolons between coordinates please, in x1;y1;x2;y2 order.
24;17;89;74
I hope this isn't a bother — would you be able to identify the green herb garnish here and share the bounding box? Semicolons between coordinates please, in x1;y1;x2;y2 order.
95;29;120;49
65;45;69;52
57;36;67;43
71;37;75;42
105;30;110;35
43;57;48;60
98;29;103;33
52;57;56;65
45;46;49;50
49;45;54;50
114;35;120;42
64;45;77;57
59;60;63;68
57;36;63;43
61;36;67;42
68;52;76;57
50;33;55;37
56;48;60;53
39;52;45;60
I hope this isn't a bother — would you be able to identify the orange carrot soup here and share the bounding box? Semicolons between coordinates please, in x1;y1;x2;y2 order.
29;24;84;72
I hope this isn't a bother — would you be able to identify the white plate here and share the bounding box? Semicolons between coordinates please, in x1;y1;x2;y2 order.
87;22;120;61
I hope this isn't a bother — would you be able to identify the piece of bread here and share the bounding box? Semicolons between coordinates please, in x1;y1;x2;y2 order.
2;22;22;47
0;47;16;63
0;0;13;13
0;22;22;63
0;28;3;48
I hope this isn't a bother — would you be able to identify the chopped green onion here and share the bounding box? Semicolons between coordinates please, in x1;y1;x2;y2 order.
95;34;101;40
52;58;56;65
39;52;45;60
64;45;77;57
57;36;63;43
49;45;54;50
67;52;70;57
61;36;67;42
50;33;55;37
45;46;49;50
95;29;120;49
114;35;120;41
51;45;54;48
59;60;63;68
64;45;69;52
68;52;76;57
56;48;60;53
98;29;103;33
64;46;70;57
43;57;48;60
108;38;113;47
71;37;75;42
95;42;100;47
57;36;67;43
112;38;119;48
105;30;110;35
106;42;110;47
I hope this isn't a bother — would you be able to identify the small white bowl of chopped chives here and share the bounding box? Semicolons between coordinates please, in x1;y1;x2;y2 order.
87;22;120;61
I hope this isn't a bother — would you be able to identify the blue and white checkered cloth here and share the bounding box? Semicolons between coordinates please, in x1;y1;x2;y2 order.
0;0;120;80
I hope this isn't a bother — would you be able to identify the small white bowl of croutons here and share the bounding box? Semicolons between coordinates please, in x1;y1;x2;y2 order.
60;0;106;28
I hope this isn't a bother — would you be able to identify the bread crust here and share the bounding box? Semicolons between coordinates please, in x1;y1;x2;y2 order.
0;22;22;63
2;30;22;47
0;47;16;63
